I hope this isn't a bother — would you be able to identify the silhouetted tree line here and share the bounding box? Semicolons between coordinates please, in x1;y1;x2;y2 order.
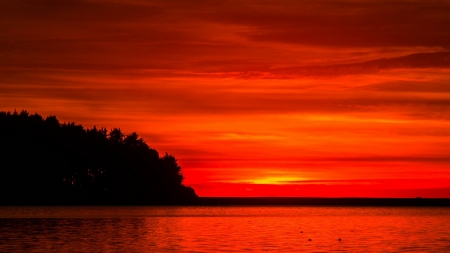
0;110;197;205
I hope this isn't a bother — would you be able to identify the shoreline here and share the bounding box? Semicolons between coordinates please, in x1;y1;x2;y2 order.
2;198;450;207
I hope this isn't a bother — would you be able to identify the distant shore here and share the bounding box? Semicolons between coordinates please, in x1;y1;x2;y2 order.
194;197;450;206
1;198;449;207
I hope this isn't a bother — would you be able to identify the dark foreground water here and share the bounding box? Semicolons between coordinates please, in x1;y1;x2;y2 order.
1;206;449;252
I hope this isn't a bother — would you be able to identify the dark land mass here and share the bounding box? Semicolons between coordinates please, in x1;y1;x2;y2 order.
195;197;450;206
2;110;449;207
0;110;197;205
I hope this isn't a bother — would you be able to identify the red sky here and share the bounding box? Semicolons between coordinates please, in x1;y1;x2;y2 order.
1;0;450;197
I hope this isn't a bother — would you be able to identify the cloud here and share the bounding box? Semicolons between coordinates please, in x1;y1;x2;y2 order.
268;52;450;78
2;71;450;121
206;0;450;48
309;155;450;163
360;80;450;93
2;0;449;78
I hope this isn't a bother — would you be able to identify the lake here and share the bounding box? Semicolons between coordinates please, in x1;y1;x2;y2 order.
1;206;449;252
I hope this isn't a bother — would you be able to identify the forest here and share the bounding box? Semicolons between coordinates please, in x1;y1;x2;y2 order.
0;110;197;205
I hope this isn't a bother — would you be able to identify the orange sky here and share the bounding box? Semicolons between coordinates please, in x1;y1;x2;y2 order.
1;0;450;197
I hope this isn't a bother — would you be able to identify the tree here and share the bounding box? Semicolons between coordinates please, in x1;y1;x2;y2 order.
109;128;124;146
0;110;198;205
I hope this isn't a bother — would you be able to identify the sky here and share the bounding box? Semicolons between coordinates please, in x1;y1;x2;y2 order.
1;0;450;197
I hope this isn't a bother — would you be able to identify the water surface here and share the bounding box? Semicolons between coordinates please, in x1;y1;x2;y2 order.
1;206;449;252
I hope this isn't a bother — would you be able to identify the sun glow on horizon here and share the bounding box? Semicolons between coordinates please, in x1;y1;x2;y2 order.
216;176;311;185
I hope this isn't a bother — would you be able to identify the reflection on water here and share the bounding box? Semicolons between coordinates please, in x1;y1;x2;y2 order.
1;206;450;252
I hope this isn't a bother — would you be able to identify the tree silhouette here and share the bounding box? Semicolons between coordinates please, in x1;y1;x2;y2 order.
0;110;197;205
109;128;124;146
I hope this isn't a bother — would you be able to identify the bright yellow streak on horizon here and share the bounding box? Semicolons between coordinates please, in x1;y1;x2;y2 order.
218;176;309;185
